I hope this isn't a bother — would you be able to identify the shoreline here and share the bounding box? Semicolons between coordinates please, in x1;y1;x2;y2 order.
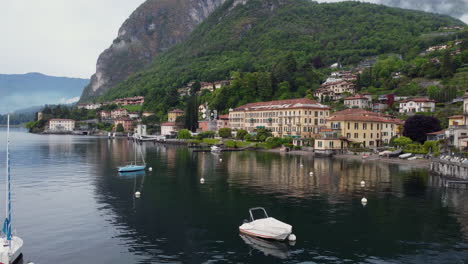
263;149;431;168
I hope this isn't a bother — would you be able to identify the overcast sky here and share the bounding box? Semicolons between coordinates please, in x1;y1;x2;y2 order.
1;0;466;79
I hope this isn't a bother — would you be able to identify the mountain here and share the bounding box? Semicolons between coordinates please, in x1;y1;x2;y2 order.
80;0;228;101
0;72;89;114
97;0;464;114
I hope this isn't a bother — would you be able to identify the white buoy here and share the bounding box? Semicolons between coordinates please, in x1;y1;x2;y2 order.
360;180;365;187
309;172;314;176
361;197;367;206
300;163;303;167
135;191;141;198
288;234;297;241
200;178;205;184
149;167;153;172
219;158;223;162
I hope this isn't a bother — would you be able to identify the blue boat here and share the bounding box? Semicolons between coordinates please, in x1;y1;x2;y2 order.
118;164;146;173
118;141;147;173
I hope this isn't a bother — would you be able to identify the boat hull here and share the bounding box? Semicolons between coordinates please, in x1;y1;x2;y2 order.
118;165;146;172
0;236;23;264
239;217;292;241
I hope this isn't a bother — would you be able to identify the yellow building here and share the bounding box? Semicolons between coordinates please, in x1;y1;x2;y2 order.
229;98;330;138
449;115;465;127
326;109;402;148
168;109;184;122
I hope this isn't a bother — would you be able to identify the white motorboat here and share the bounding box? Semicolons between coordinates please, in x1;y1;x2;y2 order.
239;207;294;241
211;145;221;152
399;153;413;159
0;115;23;264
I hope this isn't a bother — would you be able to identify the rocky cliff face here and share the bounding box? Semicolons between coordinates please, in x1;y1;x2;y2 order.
80;0;226;101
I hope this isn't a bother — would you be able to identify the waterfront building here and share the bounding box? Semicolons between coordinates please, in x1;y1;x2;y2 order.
229;98;330;138
344;94;372;109
314;128;349;152
111;108;129;119
168;109;184;122
48;119;75;131
161;122;181;136
398;98;435;113
217;115;230;130
114;118;134;132
326;109;402;148
445;90;468;151
134;124;147;136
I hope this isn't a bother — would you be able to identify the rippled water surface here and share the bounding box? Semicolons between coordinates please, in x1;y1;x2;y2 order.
0;128;467;263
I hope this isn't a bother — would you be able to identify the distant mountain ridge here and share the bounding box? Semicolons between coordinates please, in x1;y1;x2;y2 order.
0;72;89;113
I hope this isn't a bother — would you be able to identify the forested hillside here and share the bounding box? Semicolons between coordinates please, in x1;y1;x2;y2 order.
98;0;464;119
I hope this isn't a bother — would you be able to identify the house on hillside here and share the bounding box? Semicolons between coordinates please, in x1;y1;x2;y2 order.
314;80;355;102
114;118;134;132
111;108;129;119
398;98;435;114
344;94;372;109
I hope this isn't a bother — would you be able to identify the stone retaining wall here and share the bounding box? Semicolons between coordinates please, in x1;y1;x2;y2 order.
430;159;468;179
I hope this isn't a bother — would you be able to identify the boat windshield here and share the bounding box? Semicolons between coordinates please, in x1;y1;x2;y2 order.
249;207;269;221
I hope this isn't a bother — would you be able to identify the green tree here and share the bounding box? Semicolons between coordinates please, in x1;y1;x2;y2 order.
218;128;232;138
116;124;124;132
393;136;412;148
177;129;192;139
236;129;248;140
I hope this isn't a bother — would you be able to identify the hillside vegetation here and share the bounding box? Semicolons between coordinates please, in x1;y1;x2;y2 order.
98;0;464;118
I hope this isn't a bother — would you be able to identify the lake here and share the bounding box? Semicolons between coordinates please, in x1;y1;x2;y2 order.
0;128;467;263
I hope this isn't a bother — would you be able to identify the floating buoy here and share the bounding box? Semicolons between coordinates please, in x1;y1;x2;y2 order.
288;234;297;241
219;158;223;162
200;178;205;184
300;163;303;167
361;197;367;206
149;167;153;172
135;191;141;198
360;180;365;187
309;172;314;176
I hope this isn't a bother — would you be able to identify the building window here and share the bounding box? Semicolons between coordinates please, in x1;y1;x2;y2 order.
329;141;334;148
318;141;323;147
354;133;358;138
354;123;358;129
363;123;367;130
347;122;350;129
363;133;366;139
346;133;351;138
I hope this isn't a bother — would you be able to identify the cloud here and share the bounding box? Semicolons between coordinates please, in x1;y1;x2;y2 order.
59;96;81;105
317;0;468;23
0;0;146;78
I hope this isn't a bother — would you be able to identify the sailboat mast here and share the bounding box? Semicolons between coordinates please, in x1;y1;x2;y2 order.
5;115;11;244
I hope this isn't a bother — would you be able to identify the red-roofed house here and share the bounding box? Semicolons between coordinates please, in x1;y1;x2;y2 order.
344;94;372;109
217;114;230;130
314;80;356;102
398;98;435;113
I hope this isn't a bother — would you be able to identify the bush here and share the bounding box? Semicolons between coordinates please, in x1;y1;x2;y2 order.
218;128;232;138
196;131;215;140
224;140;237;148
393;136;412;148
236;129;248;140
177;129;192;139
244;133;254;141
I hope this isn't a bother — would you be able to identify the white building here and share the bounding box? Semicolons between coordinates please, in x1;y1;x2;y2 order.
344;94;372;109
48;119;75;131
77;103;102;110
161;122;180;136
398;98;436;114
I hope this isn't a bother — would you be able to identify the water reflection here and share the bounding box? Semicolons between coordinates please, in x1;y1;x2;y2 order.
2;130;468;264
239;234;291;259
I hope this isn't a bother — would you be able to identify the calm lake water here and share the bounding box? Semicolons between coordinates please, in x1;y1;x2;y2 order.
0;128;467;263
